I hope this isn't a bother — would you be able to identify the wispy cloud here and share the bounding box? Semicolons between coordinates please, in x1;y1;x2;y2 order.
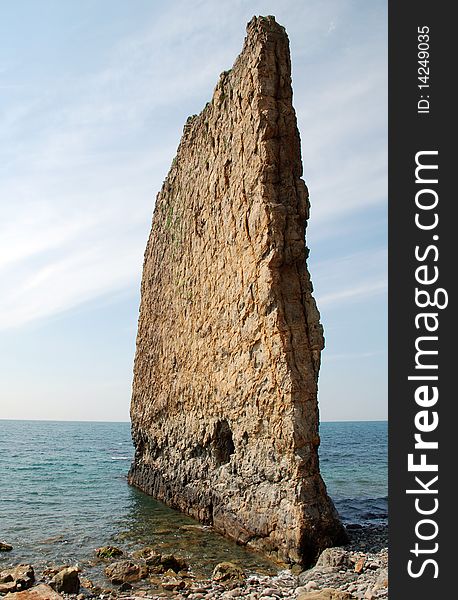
317;279;386;308
1;4;226;330
0;0;386;331
324;350;384;361
312;248;387;309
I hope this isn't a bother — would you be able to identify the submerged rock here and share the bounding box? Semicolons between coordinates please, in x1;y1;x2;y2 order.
160;554;188;573
104;561;148;585
130;549;188;574
0;542;12;552
131;547;155;560
95;546;123;559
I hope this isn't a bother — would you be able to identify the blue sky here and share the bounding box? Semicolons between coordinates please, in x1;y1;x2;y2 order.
0;0;387;422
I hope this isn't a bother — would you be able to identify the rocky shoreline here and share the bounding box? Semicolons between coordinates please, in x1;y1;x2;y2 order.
0;525;387;600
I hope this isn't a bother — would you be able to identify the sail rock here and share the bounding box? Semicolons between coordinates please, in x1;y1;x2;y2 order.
129;15;347;566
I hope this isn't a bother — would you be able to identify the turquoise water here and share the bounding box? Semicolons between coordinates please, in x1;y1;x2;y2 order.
319;421;387;525
0;420;386;578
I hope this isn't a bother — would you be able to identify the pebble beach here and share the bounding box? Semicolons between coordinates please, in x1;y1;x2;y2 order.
0;525;388;600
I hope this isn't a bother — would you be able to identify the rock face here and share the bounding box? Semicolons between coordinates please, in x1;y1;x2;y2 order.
129;15;347;566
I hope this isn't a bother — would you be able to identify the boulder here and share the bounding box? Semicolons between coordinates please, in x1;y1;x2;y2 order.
0;542;13;552
3;583;63;600
50;567;80;594
0;564;35;593
212;562;245;583
88;586;103;596
104;561;148;585
315;548;352;569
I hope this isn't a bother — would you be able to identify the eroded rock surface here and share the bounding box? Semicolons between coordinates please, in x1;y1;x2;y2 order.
129;15;347;566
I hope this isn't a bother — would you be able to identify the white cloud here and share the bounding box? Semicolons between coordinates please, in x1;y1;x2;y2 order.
312;247;387;309
0;0;387;331
324;350;383;361
0;243;142;330
317;279;386;308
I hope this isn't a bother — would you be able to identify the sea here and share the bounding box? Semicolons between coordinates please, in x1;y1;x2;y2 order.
0;420;387;580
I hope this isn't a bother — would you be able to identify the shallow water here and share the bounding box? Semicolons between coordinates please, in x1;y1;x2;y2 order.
0;419;387;579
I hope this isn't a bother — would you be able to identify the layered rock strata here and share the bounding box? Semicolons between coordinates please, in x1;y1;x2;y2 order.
129;15;347;566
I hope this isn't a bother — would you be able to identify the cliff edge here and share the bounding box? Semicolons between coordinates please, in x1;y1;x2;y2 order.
129;15;347;567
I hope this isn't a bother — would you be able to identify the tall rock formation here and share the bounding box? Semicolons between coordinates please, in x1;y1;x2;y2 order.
129;15;347;566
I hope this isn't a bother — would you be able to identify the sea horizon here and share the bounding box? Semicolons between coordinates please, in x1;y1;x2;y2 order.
0;417;388;424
